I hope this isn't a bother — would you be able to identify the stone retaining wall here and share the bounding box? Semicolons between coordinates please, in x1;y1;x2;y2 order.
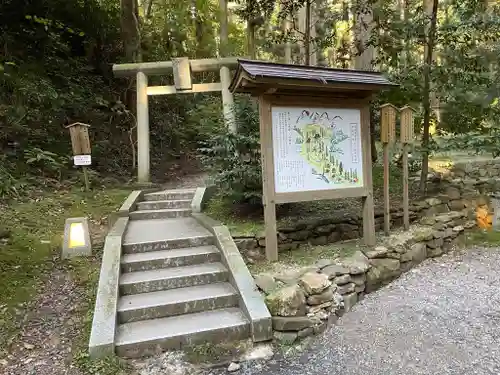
254;210;476;344
444;159;500;180
235;160;500;262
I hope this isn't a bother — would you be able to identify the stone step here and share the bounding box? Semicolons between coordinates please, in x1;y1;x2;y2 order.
143;189;196;202
137;199;192;211
121;245;221;272
115;308;250;358
117;283;239;323
119;263;229;295
123;218;214;253
129;208;192;220
123;236;214;254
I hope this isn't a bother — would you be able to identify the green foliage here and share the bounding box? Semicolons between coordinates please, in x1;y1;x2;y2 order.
74;351;128;375
440;132;500;158
0;0;230;189
0;158;26;198
24;147;67;179
198;96;262;205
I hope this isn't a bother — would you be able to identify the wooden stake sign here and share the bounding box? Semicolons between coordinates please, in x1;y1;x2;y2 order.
400;106;416;230
66;122;92;191
380;104;397;144
380;103;397;236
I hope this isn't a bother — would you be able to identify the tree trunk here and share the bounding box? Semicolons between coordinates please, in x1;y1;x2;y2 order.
353;0;377;162
145;0;153;19
283;16;292;63
219;0;229;57
121;0;142;63
304;0;311;65
397;0;408;69
192;0;206;57
419;0;439;192
247;22;256;59
120;0;142;111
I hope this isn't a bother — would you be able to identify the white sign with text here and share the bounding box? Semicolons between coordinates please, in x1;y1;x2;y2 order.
73;154;92;166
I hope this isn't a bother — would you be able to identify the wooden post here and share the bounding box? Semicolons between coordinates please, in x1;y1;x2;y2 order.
400;106;415;231
380;104;397;235
80;126;92;192
258;96;278;261
136;71;150;183
361;105;376;246
66;122;92;191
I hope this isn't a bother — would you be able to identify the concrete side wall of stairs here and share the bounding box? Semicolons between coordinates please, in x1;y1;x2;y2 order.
89;188;272;359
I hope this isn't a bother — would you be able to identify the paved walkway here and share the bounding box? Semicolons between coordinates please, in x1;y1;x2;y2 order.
211;247;500;375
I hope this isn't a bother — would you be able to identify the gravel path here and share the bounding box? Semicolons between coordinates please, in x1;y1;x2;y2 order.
208;247;500;375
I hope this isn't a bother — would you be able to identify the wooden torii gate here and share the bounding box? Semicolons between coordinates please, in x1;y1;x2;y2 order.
112;57;239;183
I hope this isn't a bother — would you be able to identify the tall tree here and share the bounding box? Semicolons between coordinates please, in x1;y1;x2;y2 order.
353;0;378;162
353;0;375;70
121;0;142;63
419;0;439;192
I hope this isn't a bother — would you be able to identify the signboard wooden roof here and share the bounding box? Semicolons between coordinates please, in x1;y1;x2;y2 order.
229;59;397;97
65;122;91;129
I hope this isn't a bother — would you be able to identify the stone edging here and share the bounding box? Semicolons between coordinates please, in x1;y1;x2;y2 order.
109;188;166;228
191;185;217;213
256;210;476;344
88;216;129;358
192;213;273;343
109;190;143;229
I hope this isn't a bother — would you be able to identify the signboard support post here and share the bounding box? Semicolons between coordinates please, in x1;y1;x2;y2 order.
380;104;397;235
361;106;376;246
259;97;278;261
400;106;415;231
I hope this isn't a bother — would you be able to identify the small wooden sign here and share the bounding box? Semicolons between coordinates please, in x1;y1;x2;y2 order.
380;103;397;143
66;122;91;155
400;106;416;144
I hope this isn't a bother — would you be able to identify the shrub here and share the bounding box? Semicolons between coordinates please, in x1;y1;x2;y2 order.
198;95;262;205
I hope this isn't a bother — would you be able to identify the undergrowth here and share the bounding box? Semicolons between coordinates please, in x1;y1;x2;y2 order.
0;187;130;370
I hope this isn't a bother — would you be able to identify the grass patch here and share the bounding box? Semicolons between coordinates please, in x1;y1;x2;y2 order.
74;350;129;375
466;229;500;246
183;340;251;365
372;163;402;193
204;196;264;236
0;187;131;362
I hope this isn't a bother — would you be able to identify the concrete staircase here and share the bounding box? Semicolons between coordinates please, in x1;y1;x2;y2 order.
114;189;252;358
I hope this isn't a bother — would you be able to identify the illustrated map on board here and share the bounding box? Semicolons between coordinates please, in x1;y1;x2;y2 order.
271;106;364;194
